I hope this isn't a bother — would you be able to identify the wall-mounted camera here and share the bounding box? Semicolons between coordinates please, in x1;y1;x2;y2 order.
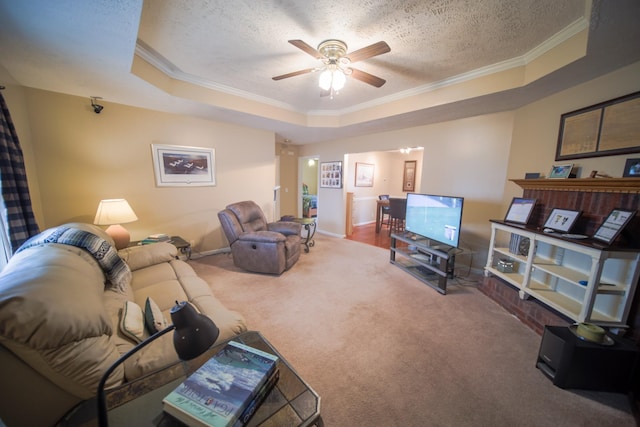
90;96;104;114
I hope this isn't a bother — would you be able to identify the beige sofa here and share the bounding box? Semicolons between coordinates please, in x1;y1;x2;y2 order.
0;223;247;426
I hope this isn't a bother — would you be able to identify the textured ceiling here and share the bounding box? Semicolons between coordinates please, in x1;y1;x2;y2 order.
0;1;639;144
137;0;585;112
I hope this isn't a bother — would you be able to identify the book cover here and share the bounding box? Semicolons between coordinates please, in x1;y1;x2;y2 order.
235;369;280;427
163;341;278;427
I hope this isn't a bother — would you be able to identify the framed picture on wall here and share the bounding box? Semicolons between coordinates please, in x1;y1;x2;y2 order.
151;144;216;187
555;91;640;160
402;160;417;192
355;162;374;187
320;161;343;188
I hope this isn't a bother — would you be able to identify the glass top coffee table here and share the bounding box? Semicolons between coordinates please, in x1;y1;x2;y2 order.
62;331;321;426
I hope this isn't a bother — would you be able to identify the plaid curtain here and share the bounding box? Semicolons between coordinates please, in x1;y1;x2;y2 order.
0;92;39;253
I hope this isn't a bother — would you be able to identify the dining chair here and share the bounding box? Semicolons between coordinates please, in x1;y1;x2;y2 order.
388;197;407;235
379;195;391;228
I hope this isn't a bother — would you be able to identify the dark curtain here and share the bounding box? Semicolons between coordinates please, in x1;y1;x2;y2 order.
0;91;39;252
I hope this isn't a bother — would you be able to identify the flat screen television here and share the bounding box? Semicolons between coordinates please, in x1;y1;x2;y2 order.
405;193;464;248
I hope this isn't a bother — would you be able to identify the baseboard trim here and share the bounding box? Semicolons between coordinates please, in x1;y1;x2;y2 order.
190;247;230;260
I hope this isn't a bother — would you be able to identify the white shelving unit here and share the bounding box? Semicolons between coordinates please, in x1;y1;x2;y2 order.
485;220;640;328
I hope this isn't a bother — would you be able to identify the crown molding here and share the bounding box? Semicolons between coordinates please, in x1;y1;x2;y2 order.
135;15;589;119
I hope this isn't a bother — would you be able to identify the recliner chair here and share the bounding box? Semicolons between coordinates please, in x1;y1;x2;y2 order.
218;201;302;274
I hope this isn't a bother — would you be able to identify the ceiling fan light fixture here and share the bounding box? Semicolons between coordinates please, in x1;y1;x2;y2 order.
318;68;346;91
332;69;346;90
318;69;332;90
274;38;390;95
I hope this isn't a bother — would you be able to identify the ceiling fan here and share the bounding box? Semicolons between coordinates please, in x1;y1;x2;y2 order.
272;39;390;96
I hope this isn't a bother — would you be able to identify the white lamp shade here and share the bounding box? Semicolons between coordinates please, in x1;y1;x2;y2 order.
94;199;138;250
94;199;138;225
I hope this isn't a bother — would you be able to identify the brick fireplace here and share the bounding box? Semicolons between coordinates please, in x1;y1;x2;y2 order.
478;178;640;339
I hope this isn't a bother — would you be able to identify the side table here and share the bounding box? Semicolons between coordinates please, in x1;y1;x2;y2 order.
291;218;317;253
169;236;192;260
60;331;322;427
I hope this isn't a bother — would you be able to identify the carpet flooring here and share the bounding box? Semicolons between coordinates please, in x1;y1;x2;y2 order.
189;234;635;427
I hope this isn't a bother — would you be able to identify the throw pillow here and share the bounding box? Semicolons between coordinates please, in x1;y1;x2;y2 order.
145;297;168;334
119;301;145;343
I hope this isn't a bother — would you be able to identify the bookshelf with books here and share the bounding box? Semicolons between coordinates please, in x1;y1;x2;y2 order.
163;340;279;427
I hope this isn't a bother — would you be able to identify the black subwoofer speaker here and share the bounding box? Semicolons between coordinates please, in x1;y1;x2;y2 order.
536;325;639;392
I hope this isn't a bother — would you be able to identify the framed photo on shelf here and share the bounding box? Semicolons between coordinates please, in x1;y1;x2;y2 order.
592;208;636;244
355;162;374;187
402;160;417;192
504;197;536;225
151;144;215;187
548;163;573;179
320;161;343;188
623;158;640;177
543;208;581;233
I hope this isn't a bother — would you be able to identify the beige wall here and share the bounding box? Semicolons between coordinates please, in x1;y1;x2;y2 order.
7;88;277;255
505;61;640;210
301;111;515;266
300;60;640;270
4;61;639;266
346;150;422;225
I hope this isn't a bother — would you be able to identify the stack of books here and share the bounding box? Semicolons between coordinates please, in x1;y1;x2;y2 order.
140;234;171;245
163;341;279;427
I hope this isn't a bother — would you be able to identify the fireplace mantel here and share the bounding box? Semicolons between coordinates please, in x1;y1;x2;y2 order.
510;178;640;193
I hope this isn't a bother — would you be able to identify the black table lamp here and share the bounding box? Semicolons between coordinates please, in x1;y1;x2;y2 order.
97;301;219;427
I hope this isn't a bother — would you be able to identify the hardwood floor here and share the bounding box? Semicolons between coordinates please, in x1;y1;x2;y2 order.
345;222;392;250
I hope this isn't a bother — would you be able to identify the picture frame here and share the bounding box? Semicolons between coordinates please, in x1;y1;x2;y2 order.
320;161;343;188
548;164;573;179
556;91;640;161
151;144;216;187
592;208;636;245
355;162;374;187
623;158;640;178
402;160;417;192
504;197;536;225
543;208;581;233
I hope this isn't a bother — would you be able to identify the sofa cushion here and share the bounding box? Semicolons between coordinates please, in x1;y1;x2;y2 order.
17;225;132;294
145;297;168;333
118;242;178;271
131;259;247;346
0;240;123;400
0;245;112;349
120;301;145;343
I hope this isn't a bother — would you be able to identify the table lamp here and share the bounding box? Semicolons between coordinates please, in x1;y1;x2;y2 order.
94;199;138;249
97;301;219;427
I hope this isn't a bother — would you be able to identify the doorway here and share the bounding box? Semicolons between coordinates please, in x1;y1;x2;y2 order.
299;156;319;218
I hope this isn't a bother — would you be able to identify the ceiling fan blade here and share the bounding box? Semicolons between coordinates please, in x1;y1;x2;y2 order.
272;68;316;81
346;41;390;63
288;40;323;59
349;68;386;88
